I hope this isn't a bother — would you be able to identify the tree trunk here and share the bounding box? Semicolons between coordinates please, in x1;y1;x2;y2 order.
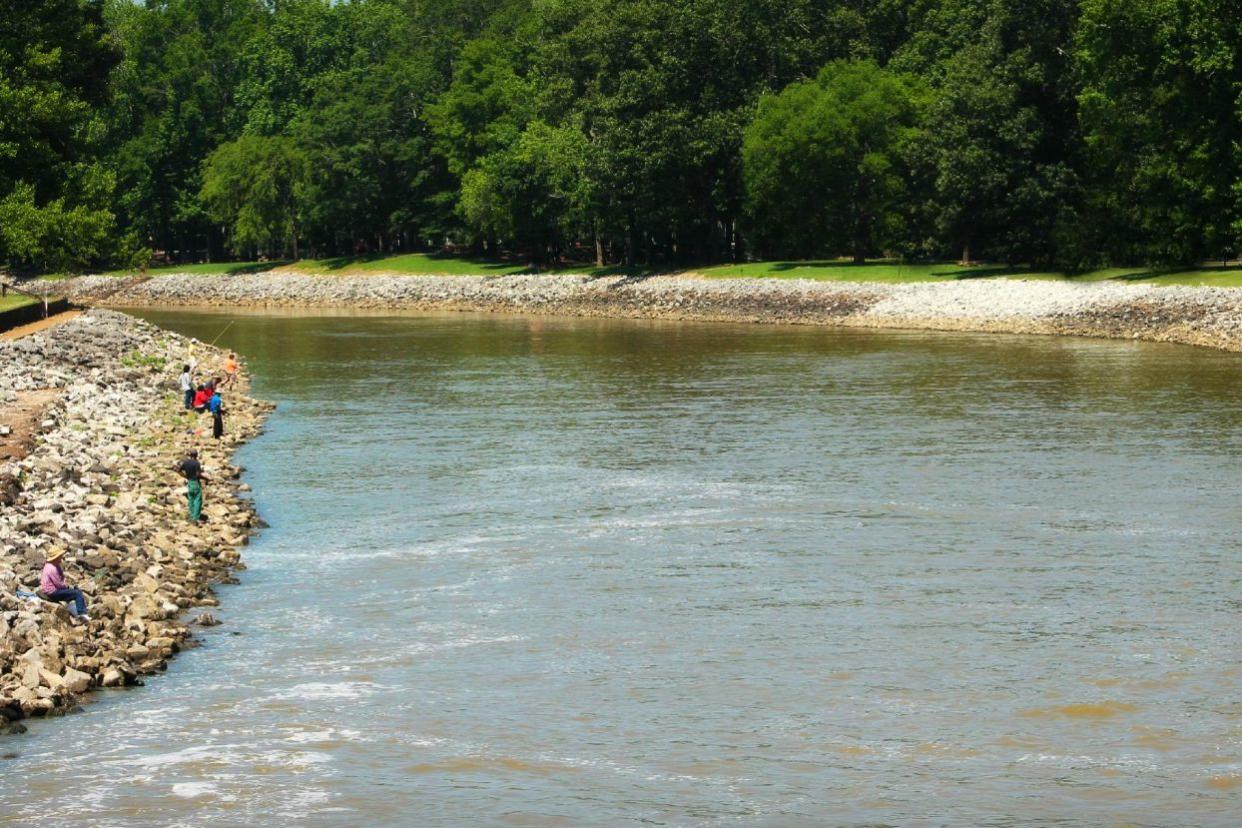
961;242;971;266
852;188;869;264
594;225;604;268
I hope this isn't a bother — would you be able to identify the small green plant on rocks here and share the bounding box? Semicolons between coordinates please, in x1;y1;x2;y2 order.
120;350;166;371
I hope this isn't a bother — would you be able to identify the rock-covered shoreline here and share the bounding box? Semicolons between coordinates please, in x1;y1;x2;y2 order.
47;271;1242;352
0;310;271;726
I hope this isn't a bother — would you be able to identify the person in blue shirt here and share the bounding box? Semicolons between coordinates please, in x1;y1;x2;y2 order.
208;389;225;439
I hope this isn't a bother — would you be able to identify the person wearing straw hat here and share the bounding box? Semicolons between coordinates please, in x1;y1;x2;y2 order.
38;547;90;621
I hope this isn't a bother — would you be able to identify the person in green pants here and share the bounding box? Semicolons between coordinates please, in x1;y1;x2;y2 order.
177;449;209;522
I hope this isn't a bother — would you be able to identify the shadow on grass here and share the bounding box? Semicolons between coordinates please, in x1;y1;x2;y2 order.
148;261;290;276
750;261;1208;281
1103;265;1241;282
932;266;1037;279
494;262;671;280
225;261;290;274
748;261;1032;279
578;264;677;281
766;260;866;272
312;253;519;273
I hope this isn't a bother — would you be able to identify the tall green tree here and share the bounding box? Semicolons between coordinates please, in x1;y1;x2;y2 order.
457;120;593;262
103;0;265;260
200;134;306;259
233;0;352;136
1076;0;1242;265
8;0;1238;272
894;0;1083;266
0;0;123;273
517;0;873;265
292;1;454;255
743;60;926;261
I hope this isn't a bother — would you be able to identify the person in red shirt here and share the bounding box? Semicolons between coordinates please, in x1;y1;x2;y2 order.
192;384;211;412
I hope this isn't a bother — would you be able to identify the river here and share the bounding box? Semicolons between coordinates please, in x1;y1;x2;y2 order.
3;310;1240;826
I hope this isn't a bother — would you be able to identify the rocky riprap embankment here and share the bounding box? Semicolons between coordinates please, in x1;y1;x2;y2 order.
0;310;271;727
51;271;1242;352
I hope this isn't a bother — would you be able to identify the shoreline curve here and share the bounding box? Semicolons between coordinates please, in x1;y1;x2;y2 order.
43;272;1242;353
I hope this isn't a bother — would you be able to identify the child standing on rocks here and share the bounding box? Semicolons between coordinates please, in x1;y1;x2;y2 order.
39;548;90;621
222;353;239;387
178;449;209;521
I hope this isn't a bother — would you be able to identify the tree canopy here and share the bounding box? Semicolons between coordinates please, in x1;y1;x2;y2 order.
0;0;125;273
2;0;1239;273
743;60;925;262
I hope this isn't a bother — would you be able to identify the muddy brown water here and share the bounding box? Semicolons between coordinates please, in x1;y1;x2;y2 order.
2;310;1240;826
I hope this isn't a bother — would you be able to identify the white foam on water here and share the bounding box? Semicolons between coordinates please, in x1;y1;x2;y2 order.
260;534;509;563
407;634;527;654
285;730;335;744
115;744;223;770
272;681;379;701
275;789;332;815
171;781;218;799
1015;753;1162;771
283;727;362;744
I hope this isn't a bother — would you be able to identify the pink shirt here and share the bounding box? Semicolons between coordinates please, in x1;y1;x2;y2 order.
40;562;66;594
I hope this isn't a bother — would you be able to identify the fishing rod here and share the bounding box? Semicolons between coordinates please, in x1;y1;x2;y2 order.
207;320;234;347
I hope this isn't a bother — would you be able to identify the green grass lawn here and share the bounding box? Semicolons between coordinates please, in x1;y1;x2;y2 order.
0;293;39;312
105;253;528;277
695;260;1242;286
106;260;288;276
296;252;531;275
95;254;1242;286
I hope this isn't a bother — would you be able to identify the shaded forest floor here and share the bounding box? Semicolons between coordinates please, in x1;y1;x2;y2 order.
85;253;1242;288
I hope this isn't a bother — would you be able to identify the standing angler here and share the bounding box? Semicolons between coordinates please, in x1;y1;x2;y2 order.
177;449;209;522
221;353;239;387
179;364;194;409
208;388;225;440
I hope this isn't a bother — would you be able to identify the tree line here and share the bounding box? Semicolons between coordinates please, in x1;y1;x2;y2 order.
2;0;1239;274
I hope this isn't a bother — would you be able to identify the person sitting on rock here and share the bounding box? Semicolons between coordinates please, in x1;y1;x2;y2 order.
192;383;211;412
177;449;209;522
38;547;90;622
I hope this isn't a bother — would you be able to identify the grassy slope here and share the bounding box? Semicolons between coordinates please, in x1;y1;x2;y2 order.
96;254;1242;287
115;261;290;276
0;293;39;312
695;261;1242;286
